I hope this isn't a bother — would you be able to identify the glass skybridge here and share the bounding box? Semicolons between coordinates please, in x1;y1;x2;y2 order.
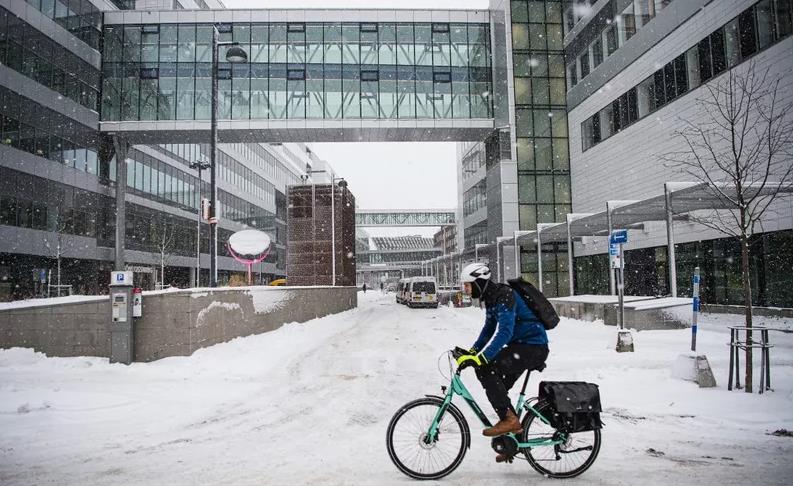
99;10;496;143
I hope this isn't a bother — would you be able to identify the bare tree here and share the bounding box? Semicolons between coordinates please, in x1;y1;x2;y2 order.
148;214;178;290
661;63;793;392
41;204;74;297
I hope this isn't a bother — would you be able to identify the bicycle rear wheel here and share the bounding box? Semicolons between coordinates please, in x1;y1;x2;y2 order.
386;397;469;480
520;400;601;478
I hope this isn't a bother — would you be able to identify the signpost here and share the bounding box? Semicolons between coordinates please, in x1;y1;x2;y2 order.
692;267;700;352
610;230;627;330
610;230;633;352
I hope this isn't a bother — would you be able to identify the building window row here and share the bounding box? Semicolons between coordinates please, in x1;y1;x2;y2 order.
581;0;793;152
513;52;567;106
463;180;487;217
0;168;109;239
567;0;674;90
461;144;485;181
100;22;493;122
21;0;101;50
103;22;491;67
463;222;488;249
511;3;564;52
0;87;100;175
0;7;101;112
563;1;594;36
519;202;572;231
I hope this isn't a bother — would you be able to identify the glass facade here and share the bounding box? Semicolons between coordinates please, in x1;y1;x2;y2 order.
22;0;102;50
100;22;493;122
511;0;571;296
581;0;793;151
0;86;101;175
574;230;793;307
566;0;675;91
0;7;101;112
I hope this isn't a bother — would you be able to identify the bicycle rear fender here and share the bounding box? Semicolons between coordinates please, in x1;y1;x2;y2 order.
424;395;472;450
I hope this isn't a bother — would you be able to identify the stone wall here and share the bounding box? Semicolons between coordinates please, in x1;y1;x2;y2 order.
0;287;357;362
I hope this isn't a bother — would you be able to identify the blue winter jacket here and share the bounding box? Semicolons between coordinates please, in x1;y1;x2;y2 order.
472;283;548;362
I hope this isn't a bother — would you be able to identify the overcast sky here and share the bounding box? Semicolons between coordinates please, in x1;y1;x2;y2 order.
224;0;483;237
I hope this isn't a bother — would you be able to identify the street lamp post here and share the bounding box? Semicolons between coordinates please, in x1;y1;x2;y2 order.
209;26;248;287
189;155;210;287
475;243;488;263
513;230;532;281
496;236;511;283
330;174;347;287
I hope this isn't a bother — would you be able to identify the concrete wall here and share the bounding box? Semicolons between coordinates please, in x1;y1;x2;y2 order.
550;295;692;330
0;286;357;361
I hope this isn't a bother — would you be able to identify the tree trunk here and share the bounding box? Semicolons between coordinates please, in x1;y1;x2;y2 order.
740;231;754;393
161;250;165;289
57;243;62;298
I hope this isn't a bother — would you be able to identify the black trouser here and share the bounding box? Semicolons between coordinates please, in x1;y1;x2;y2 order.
475;343;549;420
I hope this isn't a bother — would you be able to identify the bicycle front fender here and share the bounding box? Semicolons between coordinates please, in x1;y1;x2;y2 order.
424;395;472;450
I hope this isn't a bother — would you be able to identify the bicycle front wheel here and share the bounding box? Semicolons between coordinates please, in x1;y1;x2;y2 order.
386;397;469;480
520;400;601;478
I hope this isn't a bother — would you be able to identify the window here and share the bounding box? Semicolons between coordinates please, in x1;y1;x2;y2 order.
636;75;655;118
618;4;636;45
710;28;727;76
739;9;758;58
697;36;713;82
591;37;603;68
756;0;776;49
634;0;656;28
605;25;618;55
567;63;577;87
579;52;590;78
778;0;793;38
724;19;741;67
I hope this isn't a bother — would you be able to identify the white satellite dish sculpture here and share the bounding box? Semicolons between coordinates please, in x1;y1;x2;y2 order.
227;229;272;285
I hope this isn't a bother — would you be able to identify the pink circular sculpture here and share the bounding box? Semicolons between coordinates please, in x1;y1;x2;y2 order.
227;229;272;285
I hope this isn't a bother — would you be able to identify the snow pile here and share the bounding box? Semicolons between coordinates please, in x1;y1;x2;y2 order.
0;295;107;311
1;292;791;485
247;287;293;314
195;302;241;327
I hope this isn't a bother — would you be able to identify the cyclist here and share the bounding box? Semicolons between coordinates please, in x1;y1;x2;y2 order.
455;262;549;462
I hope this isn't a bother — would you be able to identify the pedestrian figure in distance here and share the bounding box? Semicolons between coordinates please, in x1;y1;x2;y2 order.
362;283;367;293
380;282;384;293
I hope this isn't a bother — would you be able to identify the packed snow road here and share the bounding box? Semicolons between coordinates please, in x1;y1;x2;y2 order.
1;291;792;485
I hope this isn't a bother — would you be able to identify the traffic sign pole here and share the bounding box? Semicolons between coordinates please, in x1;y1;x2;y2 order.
692;267;700;352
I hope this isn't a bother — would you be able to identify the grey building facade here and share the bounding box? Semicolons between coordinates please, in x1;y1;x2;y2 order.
565;0;793;306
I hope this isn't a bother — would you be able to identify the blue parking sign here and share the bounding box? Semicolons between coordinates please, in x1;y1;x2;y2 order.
610;229;628;244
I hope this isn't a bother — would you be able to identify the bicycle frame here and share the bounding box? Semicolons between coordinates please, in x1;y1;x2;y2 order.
426;371;565;449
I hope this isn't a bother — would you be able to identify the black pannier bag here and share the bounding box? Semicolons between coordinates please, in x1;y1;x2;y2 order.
507;278;560;330
538;381;603;433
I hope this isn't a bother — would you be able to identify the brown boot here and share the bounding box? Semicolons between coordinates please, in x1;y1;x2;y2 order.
483;410;522;437
495;453;514;463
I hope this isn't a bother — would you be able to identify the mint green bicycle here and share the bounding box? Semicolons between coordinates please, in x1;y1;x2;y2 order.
386;348;601;480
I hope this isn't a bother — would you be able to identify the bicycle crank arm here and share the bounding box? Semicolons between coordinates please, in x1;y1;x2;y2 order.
558;445;594;454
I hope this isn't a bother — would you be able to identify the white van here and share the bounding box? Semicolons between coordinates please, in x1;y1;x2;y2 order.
406;277;438;309
396;278;410;304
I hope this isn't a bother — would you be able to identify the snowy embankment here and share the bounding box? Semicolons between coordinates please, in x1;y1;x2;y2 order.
1;291;792;485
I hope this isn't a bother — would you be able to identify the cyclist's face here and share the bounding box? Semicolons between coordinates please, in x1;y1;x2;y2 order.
463;282;472;295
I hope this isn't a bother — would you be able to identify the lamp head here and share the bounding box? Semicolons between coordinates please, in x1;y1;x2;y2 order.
225;46;248;63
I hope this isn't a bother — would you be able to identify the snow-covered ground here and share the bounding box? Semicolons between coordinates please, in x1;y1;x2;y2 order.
1;291;792;485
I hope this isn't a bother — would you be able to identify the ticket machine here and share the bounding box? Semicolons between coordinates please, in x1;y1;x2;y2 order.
109;271;134;364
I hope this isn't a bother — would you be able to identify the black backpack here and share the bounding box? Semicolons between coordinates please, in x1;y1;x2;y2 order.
507;277;560;330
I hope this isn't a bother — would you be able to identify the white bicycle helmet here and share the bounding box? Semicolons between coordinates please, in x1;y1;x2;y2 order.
460;262;491;283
